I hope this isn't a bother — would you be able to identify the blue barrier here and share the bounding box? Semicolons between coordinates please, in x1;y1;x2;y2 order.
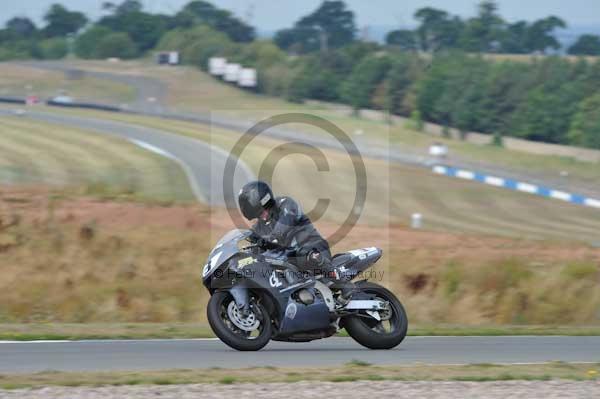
432;165;600;210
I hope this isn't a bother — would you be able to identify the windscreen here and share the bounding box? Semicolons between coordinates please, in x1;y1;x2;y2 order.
215;229;251;248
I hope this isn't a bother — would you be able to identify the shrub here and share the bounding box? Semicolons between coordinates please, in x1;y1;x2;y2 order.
38;38;68;59
95;32;138;60
561;262;599;280
441;261;463;298
491;131;504;147
74;25;112;59
156;26;234;70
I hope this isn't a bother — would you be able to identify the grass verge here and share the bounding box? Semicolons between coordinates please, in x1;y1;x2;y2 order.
2;324;600;341
0;362;599;389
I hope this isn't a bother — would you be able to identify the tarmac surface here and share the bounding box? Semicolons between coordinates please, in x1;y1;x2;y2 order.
1;337;599;373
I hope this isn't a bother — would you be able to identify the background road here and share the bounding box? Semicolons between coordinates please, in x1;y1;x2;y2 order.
1;337;599;373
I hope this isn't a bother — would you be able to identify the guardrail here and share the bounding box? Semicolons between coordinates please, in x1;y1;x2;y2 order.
0;96;122;112
433;164;600;209
0;97;26;104
45;100;121;112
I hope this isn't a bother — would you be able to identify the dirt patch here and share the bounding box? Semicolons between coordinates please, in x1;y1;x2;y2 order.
0;186;209;231
2;186;598;264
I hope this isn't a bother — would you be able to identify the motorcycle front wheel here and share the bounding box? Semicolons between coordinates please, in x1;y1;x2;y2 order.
343;281;408;350
207;291;272;351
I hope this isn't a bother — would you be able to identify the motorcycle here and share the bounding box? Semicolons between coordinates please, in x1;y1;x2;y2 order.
202;229;408;351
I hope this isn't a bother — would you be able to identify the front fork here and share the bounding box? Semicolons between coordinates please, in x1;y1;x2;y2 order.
229;285;251;316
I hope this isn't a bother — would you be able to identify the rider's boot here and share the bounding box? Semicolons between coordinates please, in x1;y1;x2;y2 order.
308;249;358;305
327;275;358;306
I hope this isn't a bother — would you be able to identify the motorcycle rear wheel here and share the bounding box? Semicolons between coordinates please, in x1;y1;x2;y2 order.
207;291;272;351
344;281;408;350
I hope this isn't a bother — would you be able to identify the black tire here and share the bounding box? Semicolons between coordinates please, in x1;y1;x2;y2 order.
344;282;408;350
207;291;272;351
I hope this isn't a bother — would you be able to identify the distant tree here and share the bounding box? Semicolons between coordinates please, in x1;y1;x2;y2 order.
340;55;391;113
174;1;255;42
156;25;234;69
74;25;113;58
439;56;489;135
234;40;286;69
480;62;532;135
511;63;576;143
101;2;117;12
459;1;505;52
95;32;138;59
297;1;355;48
335;42;379;68
385;29;417;51
414;7;462;51
287;57;341;102
0;40;36;60
43;4;88;37
568;34;600;56
416;56;448;122
383;54;421;115
499;21;530;53
568;93;600;148
6;17;37;37
99;11;166;52
114;0;143;15
526;16;566;53
274;1;355;53
274;27;319;53
416;52;490;134
578;59;600;99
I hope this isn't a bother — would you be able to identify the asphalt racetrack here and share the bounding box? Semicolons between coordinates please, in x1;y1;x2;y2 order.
1;337;599;373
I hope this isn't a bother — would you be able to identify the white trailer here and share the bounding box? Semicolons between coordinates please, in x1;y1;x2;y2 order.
208;57;227;76
224;63;242;82
238;68;257;88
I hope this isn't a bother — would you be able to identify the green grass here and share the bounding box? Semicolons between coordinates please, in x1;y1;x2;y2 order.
0;63;136;103
0;116;194;202
0;362;598;389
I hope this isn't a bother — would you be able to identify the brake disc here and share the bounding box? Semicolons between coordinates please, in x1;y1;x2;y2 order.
227;301;260;332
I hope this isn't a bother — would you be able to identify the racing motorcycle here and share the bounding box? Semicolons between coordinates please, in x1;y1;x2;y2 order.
202;229;408;351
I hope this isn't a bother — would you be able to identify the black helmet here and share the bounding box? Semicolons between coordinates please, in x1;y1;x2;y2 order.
238;181;275;220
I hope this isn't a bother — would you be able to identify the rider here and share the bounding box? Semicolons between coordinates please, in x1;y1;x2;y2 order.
237;180;355;302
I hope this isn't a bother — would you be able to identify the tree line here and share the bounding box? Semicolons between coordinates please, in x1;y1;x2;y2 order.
0;0;255;61
1;0;600;149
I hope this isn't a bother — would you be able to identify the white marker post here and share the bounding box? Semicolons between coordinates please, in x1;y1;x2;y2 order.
411;213;422;229
168;51;180;65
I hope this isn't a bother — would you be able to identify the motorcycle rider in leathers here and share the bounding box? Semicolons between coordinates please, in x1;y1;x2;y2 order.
237;180;355;302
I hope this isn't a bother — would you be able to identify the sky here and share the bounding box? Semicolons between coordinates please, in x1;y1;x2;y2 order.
2;0;600;32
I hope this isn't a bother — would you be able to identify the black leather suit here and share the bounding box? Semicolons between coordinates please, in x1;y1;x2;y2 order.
250;196;331;272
